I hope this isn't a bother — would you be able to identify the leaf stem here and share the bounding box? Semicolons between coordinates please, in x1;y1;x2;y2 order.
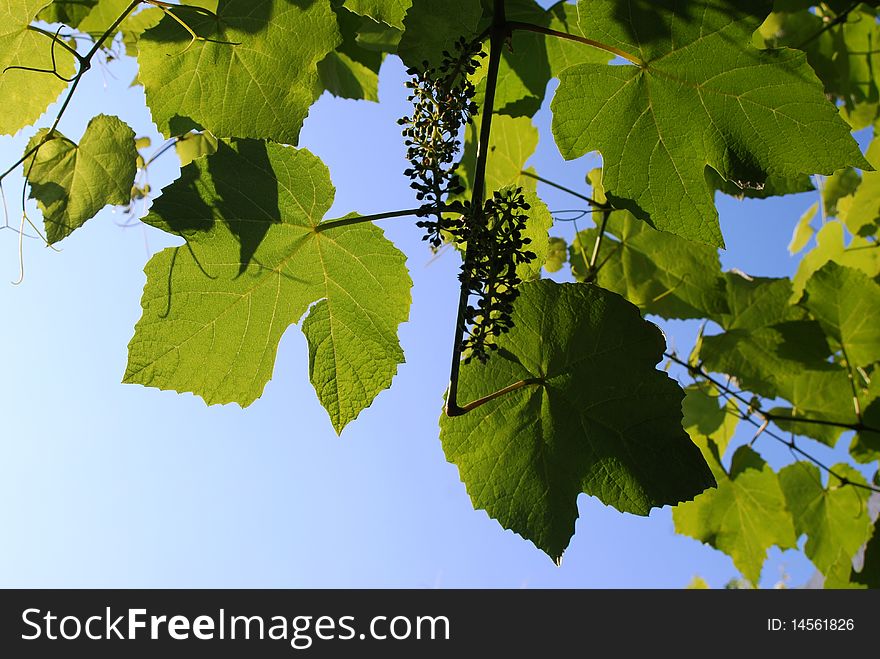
585;208;610;282
519;171;608;209
839;345;864;423
446;0;507;417
314;207;446;233
507;21;643;66
455;378;544;415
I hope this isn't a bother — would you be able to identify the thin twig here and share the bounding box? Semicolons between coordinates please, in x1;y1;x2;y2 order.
665;352;880;435
0;1;142;185
797;1;861;49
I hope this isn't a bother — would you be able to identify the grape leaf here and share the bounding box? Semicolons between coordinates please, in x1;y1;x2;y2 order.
470;0;614;119
125;140;412;433
77;0;163;57
318;51;379;102
37;0;97;27
24;114;137;244
475;0;551;118
545;0;615;74
0;0;76;136
779;462;873;583
699;273;857;446
789;202;817;255
840;138;880;237
802;262;880;368
852;519;880;589
137;0;340;143
354;16;402;52
711;273;804;331
551;0;868;247
174;131;218;168
706;167;814;201
682;384;739;469
317;3;383;103
757;4;880;110
517;189;552;283
569;211;729;320
850;384;880;464
439;280;714;561
459;114;539;195
342;0;409;29
823;167;861;217
397;0;481;68
544;236;567;273
673;445;797;585
792;221;880;301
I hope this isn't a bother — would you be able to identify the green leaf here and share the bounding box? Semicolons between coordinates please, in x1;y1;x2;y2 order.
476;0;550;118
839;137;880;237
137;0;341;142
471;1;614;120
318;3;383;103
342;0;410;29
24;114;137;244
551;0;868;247
0;0;76;136
758;5;880;110
699;273;860;446
354;16;402;52
459;114;539;196
125;140;412;434
682;385;739;470
852;519;880;589
779;462;873;583
686;576;711;589
77;1;164;57
789;202;817;255
569;211;729;320
37;0;97;27
850;386;880;464
439;280;714;561
317;51;380;102
792;221;880;302
545;0;614;73
174;131;218;168
706;167;814;201
517;188;552;282
823;168;861;217
711;273;804;331
802;262;880;368
397;0;481;69
543;236;567;273
673;446;797;585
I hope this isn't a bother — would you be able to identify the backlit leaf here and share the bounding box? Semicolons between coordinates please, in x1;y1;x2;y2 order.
440;280;714;561
24;114;137;243
551;0;868;247
125;140;411;433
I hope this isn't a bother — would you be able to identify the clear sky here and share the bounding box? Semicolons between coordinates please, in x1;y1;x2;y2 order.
0;4;864;589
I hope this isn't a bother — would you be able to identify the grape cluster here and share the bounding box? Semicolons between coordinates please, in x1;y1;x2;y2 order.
460;188;537;363
400;38;537;364
399;37;485;244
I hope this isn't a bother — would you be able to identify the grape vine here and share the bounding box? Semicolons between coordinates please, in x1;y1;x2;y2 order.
2;0;879;588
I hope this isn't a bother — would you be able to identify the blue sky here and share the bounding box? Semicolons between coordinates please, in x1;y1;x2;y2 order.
0;5;862;589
